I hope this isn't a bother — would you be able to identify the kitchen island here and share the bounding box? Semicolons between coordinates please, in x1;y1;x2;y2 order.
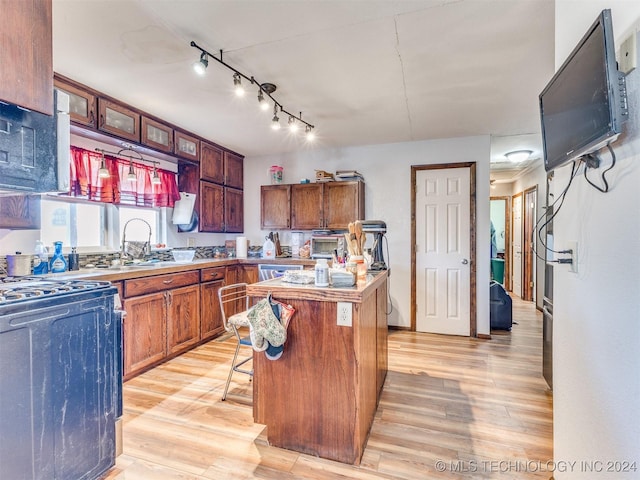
246;271;388;465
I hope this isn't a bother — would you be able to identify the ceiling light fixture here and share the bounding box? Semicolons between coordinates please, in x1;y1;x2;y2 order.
288;115;298;132
305;124;315;141
127;161;137;182
505;150;532;163
190;41;315;136
151;165;162;185
233;73;244;97
192;52;208;75
98;152;110;178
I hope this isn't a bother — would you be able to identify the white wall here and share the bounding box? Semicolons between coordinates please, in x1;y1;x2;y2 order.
554;2;640;478
244;135;492;334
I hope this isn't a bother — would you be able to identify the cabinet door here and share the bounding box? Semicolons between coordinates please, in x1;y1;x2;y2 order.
224;187;244;233
199;181;224;232
98;98;140;142
261;185;291;230
242;265;259;285
323;181;365;229
175;131;200;162
0;195;40;229
0;0;53;115
122;292;167;378
200;280;225;340
141;116;173;153
291;183;324;230
224;152;244;189
54;78;96;127
167;284;200;355
200;142;224;184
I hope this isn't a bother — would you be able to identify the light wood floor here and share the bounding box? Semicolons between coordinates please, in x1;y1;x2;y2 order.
105;296;552;479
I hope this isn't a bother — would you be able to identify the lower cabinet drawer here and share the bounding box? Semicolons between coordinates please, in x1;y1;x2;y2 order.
200;266;225;283
124;270;199;297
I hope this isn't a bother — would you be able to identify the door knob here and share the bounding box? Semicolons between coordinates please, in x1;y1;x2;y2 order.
461;258;469;265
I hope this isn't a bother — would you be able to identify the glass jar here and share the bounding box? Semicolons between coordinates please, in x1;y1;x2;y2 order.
349;255;367;281
269;165;283;184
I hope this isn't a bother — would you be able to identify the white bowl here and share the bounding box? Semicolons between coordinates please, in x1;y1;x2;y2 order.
172;249;196;263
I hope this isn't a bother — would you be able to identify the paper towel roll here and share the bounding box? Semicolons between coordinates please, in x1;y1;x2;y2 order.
236;236;248;258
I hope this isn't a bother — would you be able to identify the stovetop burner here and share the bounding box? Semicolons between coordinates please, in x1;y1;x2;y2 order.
0;277;113;305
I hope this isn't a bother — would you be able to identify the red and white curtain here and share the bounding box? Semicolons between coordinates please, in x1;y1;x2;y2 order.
68;146;181;207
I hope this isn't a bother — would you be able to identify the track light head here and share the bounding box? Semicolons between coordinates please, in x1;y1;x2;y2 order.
233;73;244;97
271;105;281;130
258;89;269;111
288;116;298;132
305;125;315;141
127;161;137;182
193;52;208;75
151;166;161;185
98;153;110;178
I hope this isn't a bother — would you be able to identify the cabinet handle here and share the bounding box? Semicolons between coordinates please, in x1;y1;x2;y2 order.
162;279;174;284
89;110;95;126
167;291;172;306
99;114;105;127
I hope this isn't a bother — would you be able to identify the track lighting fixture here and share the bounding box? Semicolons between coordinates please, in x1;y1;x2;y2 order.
233;73;244;97
98;152;110;178
192;52;208;76
271;105;281;130
190;41;315;137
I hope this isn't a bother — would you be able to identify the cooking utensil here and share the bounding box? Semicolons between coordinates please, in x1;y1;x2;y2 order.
6;253;31;276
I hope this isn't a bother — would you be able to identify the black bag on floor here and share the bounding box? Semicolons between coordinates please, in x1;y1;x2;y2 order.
490;281;512;330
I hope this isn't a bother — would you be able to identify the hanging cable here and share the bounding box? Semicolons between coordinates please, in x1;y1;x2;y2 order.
583;143;616;193
530;160;581;263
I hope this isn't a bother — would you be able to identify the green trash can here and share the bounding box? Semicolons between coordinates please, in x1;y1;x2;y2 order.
491;258;505;284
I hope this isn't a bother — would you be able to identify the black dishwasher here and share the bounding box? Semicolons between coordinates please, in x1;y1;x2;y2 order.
0;278;122;480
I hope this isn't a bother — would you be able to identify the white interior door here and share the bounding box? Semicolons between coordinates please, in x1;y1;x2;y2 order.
415;167;471;336
512;194;523;298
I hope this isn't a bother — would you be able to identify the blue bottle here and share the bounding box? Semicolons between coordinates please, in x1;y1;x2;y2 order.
49;241;67;273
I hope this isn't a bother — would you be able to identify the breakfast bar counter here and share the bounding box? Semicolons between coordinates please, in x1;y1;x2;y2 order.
246;272;388;465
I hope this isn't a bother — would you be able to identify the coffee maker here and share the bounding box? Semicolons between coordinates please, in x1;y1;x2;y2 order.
361;220;388;271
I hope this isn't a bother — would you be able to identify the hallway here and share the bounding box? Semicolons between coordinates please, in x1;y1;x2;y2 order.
107;296;552;479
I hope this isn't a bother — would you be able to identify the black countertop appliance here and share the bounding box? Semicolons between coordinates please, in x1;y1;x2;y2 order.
0;277;122;480
361;220;388;271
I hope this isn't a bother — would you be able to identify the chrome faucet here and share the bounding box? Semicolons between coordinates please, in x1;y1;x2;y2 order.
121;218;152;261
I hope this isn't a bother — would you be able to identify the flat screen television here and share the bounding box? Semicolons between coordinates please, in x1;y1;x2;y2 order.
539;9;628;172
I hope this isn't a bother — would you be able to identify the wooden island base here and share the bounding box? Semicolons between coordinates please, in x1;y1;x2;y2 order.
247;272;388;465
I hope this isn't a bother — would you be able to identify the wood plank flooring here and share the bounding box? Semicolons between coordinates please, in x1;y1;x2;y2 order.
104;296;552;479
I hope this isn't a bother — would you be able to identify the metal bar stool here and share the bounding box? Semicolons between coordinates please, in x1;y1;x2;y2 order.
218;282;252;400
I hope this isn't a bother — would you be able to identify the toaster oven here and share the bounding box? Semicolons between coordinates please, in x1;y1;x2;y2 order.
310;234;344;259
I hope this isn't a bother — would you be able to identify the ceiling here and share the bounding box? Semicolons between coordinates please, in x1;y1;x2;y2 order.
52;0;555;183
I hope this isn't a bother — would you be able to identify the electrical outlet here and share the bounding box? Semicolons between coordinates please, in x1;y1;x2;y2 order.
337;302;352;327
568;241;578;273
187;237;195;247
620;30;637;75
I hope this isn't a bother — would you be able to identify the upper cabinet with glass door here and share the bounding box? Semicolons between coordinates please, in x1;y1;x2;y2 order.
54;78;97;128
174;130;200;162
141;116;174;154
98;98;140;143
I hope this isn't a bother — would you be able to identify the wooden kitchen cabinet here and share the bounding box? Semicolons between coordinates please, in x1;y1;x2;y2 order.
199;181;224;232
242;265;259;285
291;183;324;230
323;181;365;230
225;187;244;233
98;98;140;143
122;292;167;378
261;185;291;230
175;130;200;162
166;284;200;356
200;142;224;184
141;116;173;153
54;77;97;127
0;0;53;115
200;267;226;340
0;195;41;229
225;152;244;189
122;271;200;379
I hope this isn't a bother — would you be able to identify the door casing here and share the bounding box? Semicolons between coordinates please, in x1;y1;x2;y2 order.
411;163;477;337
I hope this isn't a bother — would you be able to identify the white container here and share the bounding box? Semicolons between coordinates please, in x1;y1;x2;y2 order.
172;249;195;263
314;258;329;287
262;237;275;258
236;236;248;258
291;231;304;257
